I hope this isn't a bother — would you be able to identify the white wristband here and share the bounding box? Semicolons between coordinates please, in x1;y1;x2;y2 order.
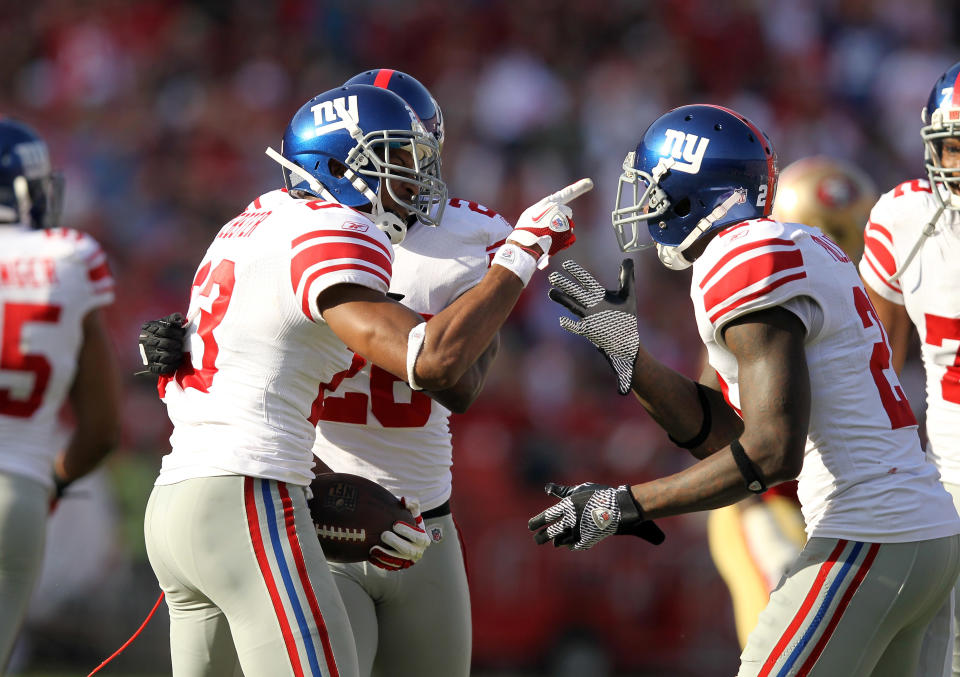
406;322;427;391
491;243;538;286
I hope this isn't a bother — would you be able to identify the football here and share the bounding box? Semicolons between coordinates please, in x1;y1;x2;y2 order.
307;473;410;563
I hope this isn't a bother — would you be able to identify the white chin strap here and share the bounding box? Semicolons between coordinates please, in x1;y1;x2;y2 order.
265;146;406;246
265;147;337;202
655;189;747;271
656;244;693;271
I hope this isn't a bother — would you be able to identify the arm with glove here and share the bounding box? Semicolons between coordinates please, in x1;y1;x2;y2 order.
548;258;742;457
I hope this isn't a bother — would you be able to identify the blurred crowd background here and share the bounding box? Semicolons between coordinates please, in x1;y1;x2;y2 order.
1;0;957;675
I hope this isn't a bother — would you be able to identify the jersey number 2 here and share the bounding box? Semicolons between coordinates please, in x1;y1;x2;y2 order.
853;287;916;429
925;314;960;405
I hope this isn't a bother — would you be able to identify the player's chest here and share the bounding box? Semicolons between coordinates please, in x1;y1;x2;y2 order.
901;228;960;328
389;232;488;316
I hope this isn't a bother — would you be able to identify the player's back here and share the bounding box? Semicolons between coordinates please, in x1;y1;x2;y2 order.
312;197;512;510
692;218;958;543
0;225;114;484
158;189;394;487
860;179;960;481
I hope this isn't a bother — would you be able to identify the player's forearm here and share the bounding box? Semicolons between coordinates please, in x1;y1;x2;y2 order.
427;333;500;413
55;422;119;482
629;348;743;457
414;266;523;391
629;432;799;519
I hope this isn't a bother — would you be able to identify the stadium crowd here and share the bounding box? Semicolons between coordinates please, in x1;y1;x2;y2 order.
1;0;958;674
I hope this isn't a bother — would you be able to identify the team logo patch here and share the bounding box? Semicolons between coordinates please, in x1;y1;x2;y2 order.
549;213;568;231
590;508;614;531
660;128;710;174
342;221;369;232
429;525;444;543
322;482;358;513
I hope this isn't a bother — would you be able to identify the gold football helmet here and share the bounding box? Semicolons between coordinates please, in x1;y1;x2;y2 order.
772;156;877;262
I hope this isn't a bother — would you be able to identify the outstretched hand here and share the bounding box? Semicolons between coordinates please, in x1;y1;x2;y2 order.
527;481;664;550
509;178;594;268
548;259;640;395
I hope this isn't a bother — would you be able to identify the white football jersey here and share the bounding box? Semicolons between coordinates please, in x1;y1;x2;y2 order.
692;218;959;542
859;180;960;484
0;225;114;487
311;198;512;511
157;189;394;487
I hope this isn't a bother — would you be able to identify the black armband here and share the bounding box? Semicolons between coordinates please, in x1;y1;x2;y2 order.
668;382;712;449
730;439;767;494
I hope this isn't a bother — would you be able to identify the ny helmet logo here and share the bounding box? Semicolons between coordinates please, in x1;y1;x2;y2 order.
13;141;50;179
661;129;710;174
311;96;359;135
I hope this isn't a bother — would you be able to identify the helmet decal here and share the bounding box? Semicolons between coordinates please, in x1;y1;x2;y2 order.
660;129;710;174
311;95;360;135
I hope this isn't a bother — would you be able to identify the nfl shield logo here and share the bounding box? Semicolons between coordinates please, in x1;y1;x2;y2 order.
429;525;444;543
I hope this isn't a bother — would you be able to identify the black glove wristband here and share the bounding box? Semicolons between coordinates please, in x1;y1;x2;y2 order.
53;471;72;499
614;487;666;545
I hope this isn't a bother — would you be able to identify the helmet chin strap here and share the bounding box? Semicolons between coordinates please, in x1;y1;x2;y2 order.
264;147;337;202
655;189;747;271
887;203;944;283
12;176;32;226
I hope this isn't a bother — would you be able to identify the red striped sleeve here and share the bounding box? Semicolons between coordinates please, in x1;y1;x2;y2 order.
699;238;796;289
702;248;804;316
291;239;392;294
298;263;390;319
292;229;391;259
709;272;807;324
862;222;896;278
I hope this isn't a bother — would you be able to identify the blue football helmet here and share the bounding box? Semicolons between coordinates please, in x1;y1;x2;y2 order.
612;104;778;270
0;118;63;229
344;69;445;154
267;84;446;244
921;61;960;209
344;69;446;226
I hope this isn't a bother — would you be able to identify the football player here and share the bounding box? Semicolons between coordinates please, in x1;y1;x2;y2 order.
0;118;121;669
530;104;960;675
707;155;878;648
141;83;588;676
859;61;960;676
140;69;539;677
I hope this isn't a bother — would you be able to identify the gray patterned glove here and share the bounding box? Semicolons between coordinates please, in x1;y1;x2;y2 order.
548;259;639;395
527;482;664;550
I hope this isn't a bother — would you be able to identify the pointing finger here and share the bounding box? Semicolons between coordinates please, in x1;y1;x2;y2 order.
545;178;594;205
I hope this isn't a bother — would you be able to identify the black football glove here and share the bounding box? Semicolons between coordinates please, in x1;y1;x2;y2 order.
528;482;665;550
138;313;187;376
548;259;639;395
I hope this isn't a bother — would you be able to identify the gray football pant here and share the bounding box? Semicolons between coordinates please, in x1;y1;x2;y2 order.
145;475;359;677
329;513;470;677
0;473;47;672
920;481;960;677
739;534;960;676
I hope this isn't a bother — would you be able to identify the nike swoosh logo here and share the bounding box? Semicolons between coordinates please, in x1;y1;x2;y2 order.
532;207;552;222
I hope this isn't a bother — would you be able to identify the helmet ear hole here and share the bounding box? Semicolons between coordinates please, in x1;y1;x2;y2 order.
328;159;348;178
673;197;691;217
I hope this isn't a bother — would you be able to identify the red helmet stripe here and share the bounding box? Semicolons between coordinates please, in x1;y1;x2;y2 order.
373;69;394;89
952;70;960;107
703;104;777;216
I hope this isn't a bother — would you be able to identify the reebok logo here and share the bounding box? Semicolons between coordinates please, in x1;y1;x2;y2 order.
342;221;369;232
